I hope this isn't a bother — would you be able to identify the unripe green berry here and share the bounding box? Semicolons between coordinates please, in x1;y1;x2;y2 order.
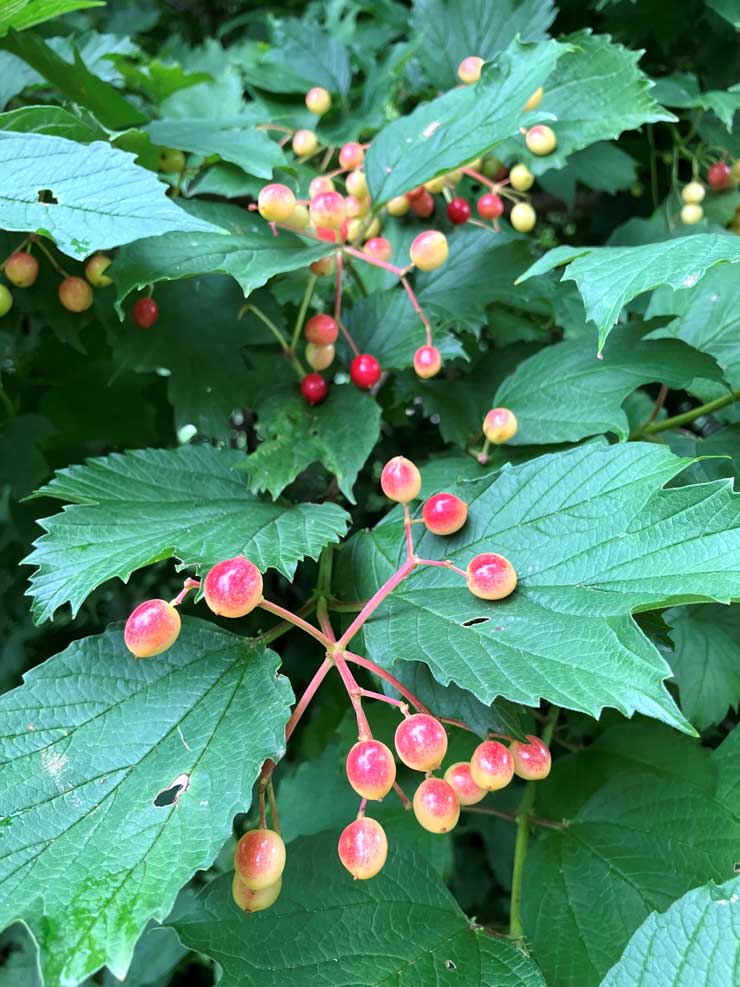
85;253;112;287
0;284;12;317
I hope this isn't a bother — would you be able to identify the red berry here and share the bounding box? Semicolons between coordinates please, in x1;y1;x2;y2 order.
339;142;364;171
300;372;328;405
510;735;551;780
413;345;442;379
350;353;381;389
305;313;338;345
422;492;468;536
232;874;282;912
380;455;421;503
4;251;38;287
124;599;181;658
59;276;93;313
203;555;263;618
413;778;460;833
132;297;159;329
477;193;504;220
364;237;392;262
444;762;487;805
466;552;517;601
234;829;286;891
410;189;435;218
394;714;447;771
708;161;731;190
338;817;387;879
469;740;514;791
446;197;471;225
346;740;396;800
310;191;346;229
483;407;517;443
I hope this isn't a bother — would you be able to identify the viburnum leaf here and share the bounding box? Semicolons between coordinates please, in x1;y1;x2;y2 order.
0;132;222;260
538;142;638;203
241;384;382;502
652;73;740;130
495;325;723;444
112;201;328;310
517;233;740;351
364;37;569;205
339;441;740;733
0;618;293;986
169;829;547;986
24;445;350;623
0;1;102;36
244;18;352;95
145;118;287;178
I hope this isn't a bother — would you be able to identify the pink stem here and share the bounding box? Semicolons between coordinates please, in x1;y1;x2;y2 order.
316;598;336;642
403;505;415;559
343;245;407;278
392;780;412;810
461;166;498;190
358;687;409;712
170;577;201;607
416;558;468;579
333;250;360;356
286;657;333;742
335;652;373;740
335;557;418;650
400;276;432;345
258;598;332;648
439;716;477;735
345;652;431;714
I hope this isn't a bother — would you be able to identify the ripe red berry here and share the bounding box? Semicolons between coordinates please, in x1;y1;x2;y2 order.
510;735;552;780
85;253;112;287
413;778;460;833
59;276;93;312
339;142;364;170
234;829;286;891
203;555;263;618
413;344;442;379
310;191;346;229
305;313;338;345
466;552;517;601
421;492;468;536
410;189;435;218
364;237;392;262
469;740;514;791
305;86;331;115
132;297;159;329
258;183;296;222
350;353;381;389
124;599;181;658
394;714;448;771
406;186;425;201
4;251;38;287
346;740;396;800
380;455;421;503
446;197;471;225
232;874;282;912
300;372;328;405
305;342;335;371
708;161;731;190
483;407;517;443
457;56;484;85
477;193;504;220
444;761;487;805
409;231;448;272
338;816;387;879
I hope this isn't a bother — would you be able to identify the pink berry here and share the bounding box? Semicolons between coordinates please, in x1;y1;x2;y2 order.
421;492;468;536
346;740;396;800
446;197;470;225
410;189;435;218
132;297;159;329
124;599;181;658
350;353;381;389
309;175;335;197
466;552;517;601
444;761;487;805
203;555;263;617
232;874;281;912
708;161;731;190
4;251;38;287
483;407;517;443
292;129;318;157
364;237;392;262
258;183;296;222
338;817;387;879
380;455;421;503
477;193;504;220
305;86;331;115
413;345;442;379
469;740;514;791
59;276;93;313
305;313;339;345
394;714;448;771
510;735;552;780
300;372;328;405
457;56;484;84
234;829;286;891
339;142;364;170
409;231;448;272
406;186;425;201
413;778;460;833
310;191;346;229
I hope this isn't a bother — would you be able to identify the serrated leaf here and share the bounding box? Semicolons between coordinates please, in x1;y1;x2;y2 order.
341;441;740;732
24;445;350;623
652;73;740;130
0;1;102;37
495;326;724;444
365;37;568;205
0;132;222;261
0;104;103;139
250;18;351;95
112;201;328;310
242;384;382;502
539;141;638;205
145;118;286;178
0;619;293;986
601;876;740;987
169;829;545;986
517;234;740;351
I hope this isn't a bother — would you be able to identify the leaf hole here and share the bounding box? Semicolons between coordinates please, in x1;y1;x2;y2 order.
37;189;59;205
461;616;490;628
154;771;190;807
445;960;457;971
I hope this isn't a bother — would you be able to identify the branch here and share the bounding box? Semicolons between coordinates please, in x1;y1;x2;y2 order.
633;388;740;439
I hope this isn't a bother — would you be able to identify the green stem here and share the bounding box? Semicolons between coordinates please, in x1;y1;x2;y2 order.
344;257;369;297
242;304;305;376
291;274;317;351
0;381;15;422
634;388;740;439
509;706;559;941
33;238;72;278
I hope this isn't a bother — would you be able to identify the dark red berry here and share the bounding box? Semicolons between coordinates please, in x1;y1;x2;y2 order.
410;190;435;218
350;353;381;389
301;373;328;405
477;193;504;220
132;297;159;328
708;162;731;190
446;197;471;225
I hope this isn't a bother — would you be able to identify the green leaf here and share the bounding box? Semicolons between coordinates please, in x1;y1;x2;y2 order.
664;604;740;731
145;118;286;178
242;384;382;502
342;441;740;732
0;619;293;986
365;37;569;205
601;876;740;986
169;829;545;986
495;326;724;444
517;234;740;351
0;0;102;37
262;18;351;94
112;201;328;310
706;0;740;29
410;0;556;90
0;104;104;139
0;132;222;261
539;141;638;205
652;73;740;130
24;445;350;622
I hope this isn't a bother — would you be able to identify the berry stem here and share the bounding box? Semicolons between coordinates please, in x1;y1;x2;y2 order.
259;598;318;646
286;656;333;743
335;651;373;741
463;805;569;830
416;558;468;579
392;780;412;810
439;716;476;734
399;276;433;345
335;556;418;650
241;304;305;376
267;778;281;836
343;245;407;278
258;598;332;648
633;387;740;438
509;705;559;941
32;238;72;278
290;274;317;351
0;235;31;270
358;687;409;711
344;651;431;714
333;250;360;357
403;505;415;559
344;257;369;297
169;577;200;607
258;786;267;828
461;166;498;190
327;598;367;613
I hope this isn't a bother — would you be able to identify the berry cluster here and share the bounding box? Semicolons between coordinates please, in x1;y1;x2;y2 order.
679;159;740;225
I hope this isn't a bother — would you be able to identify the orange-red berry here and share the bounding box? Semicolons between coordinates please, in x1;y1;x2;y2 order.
305;313;339;345
258;183;296;222
510;735;552;780
234;829;286;891
59;276;93;312
483;407;517;443
338;817;387;879
380;456;421;504
421;492;468;536
413;345;442;379
346;740;396;800
124;599;181;658
394;714;447;771
466;553;517;601
469;740;514;791
232;874;282;912
413;778;460;833
203;555;263;618
4;251;39;287
444;761;487;805
339;142;364;170
457;56;484;84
